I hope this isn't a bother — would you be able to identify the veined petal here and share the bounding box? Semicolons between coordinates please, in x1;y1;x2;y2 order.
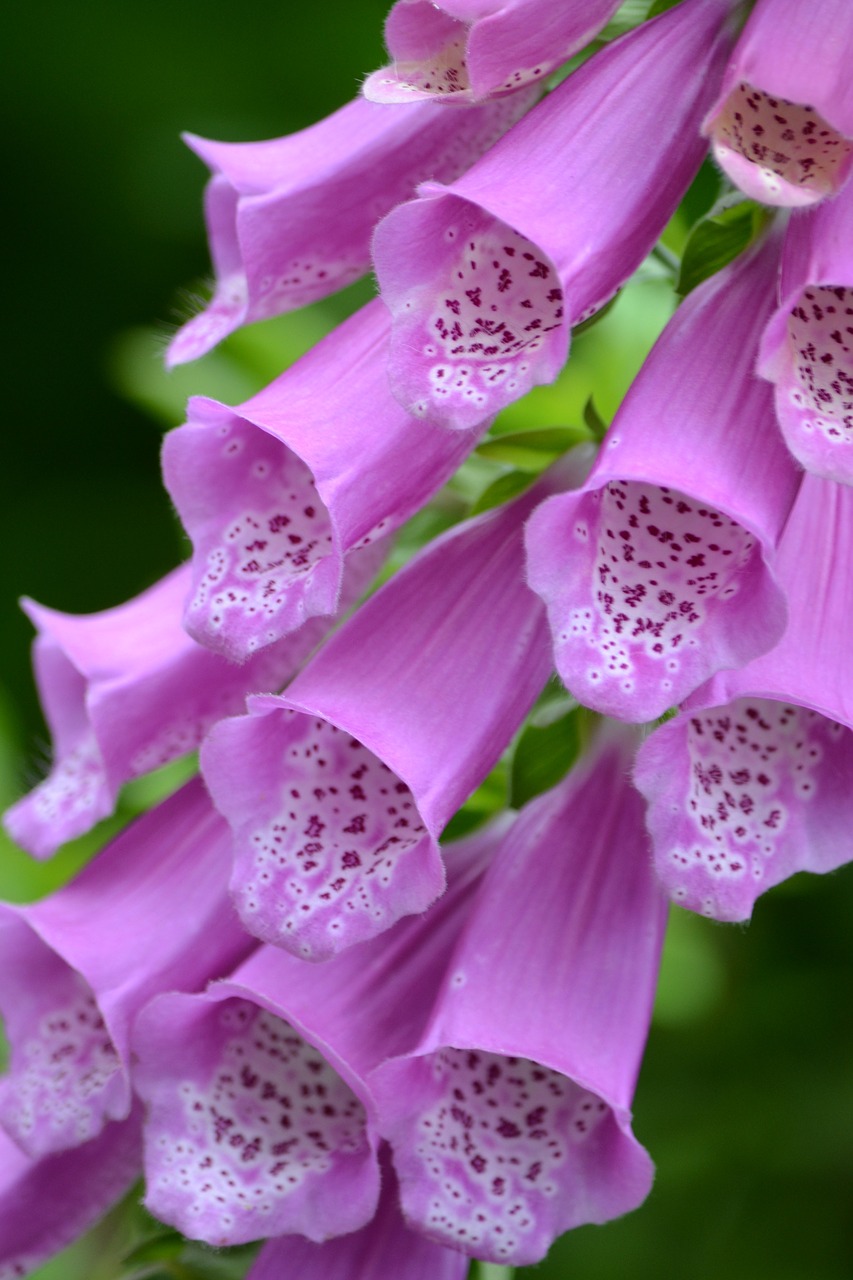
2;562;364;858
635;473;853;921
0;1108;142;1280
167;92;535;365
364;0;622;104
373;0;735;429
526;231;799;722
703;0;853;207
200;462;581;959
371;726;666;1267
0;780;252;1158
163;301;478;663
759;185;853;482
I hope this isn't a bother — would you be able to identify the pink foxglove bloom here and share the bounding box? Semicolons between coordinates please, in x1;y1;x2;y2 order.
163;301;477;663
703;0;853;206
759;183;853;483
371;726;666;1266
0;780;252;1158
634;473;853;922
133;815;502;1246
247;1148;468;1280
526;232;798;723
200;461;577;960
0;1109;142;1280
372;0;735;430
167;93;535;366
2;562;376;859
363;0;622;104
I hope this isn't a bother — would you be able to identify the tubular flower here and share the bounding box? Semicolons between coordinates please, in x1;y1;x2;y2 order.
703;0;853;206
635;473;853;922
167;91;536;366
199;461;582;960
163;301;476;663
759;182;853;483
372;0;735;430
363;0;622;105
0;780;252;1158
370;726;666;1266
525;231;798;722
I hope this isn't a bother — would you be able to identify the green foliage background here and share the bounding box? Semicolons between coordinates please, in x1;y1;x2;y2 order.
2;3;852;1277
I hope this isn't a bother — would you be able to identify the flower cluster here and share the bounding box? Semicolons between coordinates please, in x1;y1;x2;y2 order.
3;0;853;1275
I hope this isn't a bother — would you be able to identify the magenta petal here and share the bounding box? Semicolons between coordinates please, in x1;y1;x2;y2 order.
635;473;853;921
526;232;799;722
201;467;570;959
163;301;479;662
248;1148;468;1280
704;0;853;206
759;185;853;482
0;1108;142;1279
371;727;665;1266
0;780;252;1158
167;93;535;365
364;0;622;104
373;0;734;429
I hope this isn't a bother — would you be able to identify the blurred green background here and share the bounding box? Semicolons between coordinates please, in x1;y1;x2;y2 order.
3;3;853;1278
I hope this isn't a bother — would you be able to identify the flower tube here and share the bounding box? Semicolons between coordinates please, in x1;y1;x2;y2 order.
163;300;478;664
3;561;379;858
363;0;622;105
372;0;735;430
200;458;581;960
703;0;853;206
526;231;799;723
370;726;666;1267
0;1109;142;1280
635;473;853;922
0;779;253;1159
759;184;853;483
167;92;535;366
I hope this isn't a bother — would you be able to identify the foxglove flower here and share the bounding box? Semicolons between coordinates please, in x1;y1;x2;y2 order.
372;0;735;429
200;460;580;960
526;231;798;722
363;0;622;104
247;1148;468;1280
133;816;503;1246
163;301;477;663
371;726;666;1266
703;0;853;206
167;92;535;366
0;1109;142;1280
759;183;853;483
2;558;379;858
634;473;853;922
0;779;252;1158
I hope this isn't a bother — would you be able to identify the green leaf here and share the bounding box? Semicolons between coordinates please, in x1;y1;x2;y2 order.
510;704;587;808
476;426;591;471
470;469;537;516
646;0;683;17
676;198;771;297
442;763;508;842
122;1235;185;1268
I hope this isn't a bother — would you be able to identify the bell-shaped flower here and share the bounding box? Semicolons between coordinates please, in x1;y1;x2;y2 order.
634;472;853;922
0;779;253;1159
247;1147;468;1280
4;551;380;859
703;0;853;206
372;0;735;430
526;231;799;723
370;725;666;1267
131;817;501;1247
200;458;582;960
363;0;622;105
759;184;853;483
163;300;479;664
166;92;535;366
0;1108;142;1280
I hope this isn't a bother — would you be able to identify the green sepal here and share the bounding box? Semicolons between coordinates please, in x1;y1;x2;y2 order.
510;697;589;808
476;426;591;471
470;469;538;516
676;197;772;297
